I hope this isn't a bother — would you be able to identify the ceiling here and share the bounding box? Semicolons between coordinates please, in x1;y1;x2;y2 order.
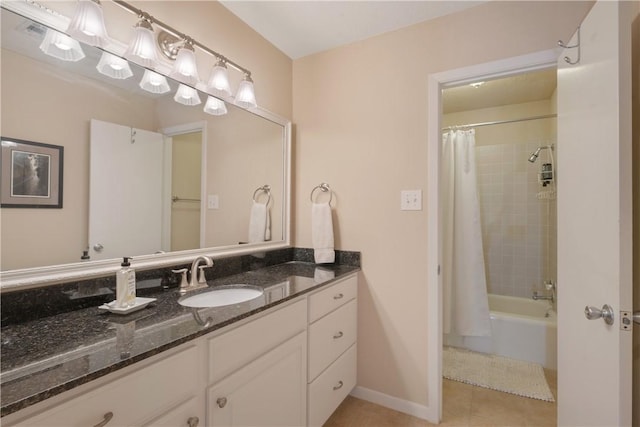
220;1;487;59
442;69;557;114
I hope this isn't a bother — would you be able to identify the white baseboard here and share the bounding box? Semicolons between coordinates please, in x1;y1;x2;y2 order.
350;386;438;424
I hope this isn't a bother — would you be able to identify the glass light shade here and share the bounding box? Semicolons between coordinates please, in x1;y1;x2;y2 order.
174;84;201;106
203;96;227;116
124;20;158;68
235;75;257;109
139;70;170;94
207;61;231;97
96;52;133;79
39;29;85;61
66;0;109;47
169;45;199;85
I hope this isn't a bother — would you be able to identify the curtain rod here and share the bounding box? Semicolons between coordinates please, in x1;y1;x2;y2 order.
441;113;557;131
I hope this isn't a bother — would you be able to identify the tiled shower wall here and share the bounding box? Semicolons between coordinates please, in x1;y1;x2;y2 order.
475;141;557;298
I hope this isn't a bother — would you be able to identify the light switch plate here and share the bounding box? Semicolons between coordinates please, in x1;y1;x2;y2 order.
401;190;422;211
207;195;219;210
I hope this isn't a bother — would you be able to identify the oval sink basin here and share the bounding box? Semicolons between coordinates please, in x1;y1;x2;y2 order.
179;286;264;308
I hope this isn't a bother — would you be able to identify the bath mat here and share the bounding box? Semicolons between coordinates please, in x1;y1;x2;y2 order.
443;346;555;402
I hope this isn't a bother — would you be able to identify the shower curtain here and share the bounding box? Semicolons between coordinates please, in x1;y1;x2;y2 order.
441;129;491;337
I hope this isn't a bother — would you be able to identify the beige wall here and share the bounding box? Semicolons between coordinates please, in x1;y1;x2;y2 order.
293;1;592;408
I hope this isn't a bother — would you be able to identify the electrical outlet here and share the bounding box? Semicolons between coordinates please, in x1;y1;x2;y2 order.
400;190;422;211
207;195;219;209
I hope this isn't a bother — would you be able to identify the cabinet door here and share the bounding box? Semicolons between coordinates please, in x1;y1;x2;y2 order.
208;332;306;427
141;396;203;427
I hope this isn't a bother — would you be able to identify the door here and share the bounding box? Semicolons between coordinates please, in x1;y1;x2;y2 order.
89;119;165;260
556;1;634;425
169;131;202;251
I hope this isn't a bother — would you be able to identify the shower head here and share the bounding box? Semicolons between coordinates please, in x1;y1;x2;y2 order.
528;147;542;163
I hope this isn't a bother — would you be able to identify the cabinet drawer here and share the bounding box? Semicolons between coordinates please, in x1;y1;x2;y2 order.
308;344;357;427
208;299;306;384
308;299;357;382
14;345;199;427
309;274;357;323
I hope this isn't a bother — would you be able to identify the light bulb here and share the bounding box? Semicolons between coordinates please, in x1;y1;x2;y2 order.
66;0;109;47
203;96;227;116
124;19;158;68
174;84;201;106
139;70;170;94
207;60;231;97
236;75;257;109
96;52;133;79
169;43;199;85
39;29;85;62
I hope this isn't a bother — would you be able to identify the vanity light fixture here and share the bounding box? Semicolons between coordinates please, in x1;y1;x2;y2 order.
39;28;86;62
123;15;158;69
207;60;232;97
203;96;227;116
66;0;109;48
139;69;170;94
174;84;201;106
96;52;133;79
112;0;258;108
235;74;257;109
169;40;199;85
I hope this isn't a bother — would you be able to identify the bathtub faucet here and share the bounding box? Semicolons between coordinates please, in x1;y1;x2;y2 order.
533;280;556;302
532;291;553;301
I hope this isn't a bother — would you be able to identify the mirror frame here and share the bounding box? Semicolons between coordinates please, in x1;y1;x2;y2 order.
0;1;292;292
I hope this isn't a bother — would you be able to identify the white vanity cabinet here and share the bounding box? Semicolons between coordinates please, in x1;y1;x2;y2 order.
6;344;204;427
306;275;358;426
3;273;359;427
206;299;307;427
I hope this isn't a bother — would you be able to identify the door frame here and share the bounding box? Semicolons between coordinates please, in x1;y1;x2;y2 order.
160;122;208;250
425;48;560;422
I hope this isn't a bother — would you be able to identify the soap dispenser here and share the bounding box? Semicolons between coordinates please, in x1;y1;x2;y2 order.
116;257;136;308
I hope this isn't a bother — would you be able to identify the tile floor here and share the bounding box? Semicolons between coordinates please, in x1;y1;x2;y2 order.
324;370;557;427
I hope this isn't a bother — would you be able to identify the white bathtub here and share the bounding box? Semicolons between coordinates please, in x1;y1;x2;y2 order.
445;294;557;369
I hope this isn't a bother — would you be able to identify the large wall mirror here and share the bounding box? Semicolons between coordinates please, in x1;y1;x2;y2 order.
0;2;291;290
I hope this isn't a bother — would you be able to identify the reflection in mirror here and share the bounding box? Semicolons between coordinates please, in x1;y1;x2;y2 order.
0;6;289;277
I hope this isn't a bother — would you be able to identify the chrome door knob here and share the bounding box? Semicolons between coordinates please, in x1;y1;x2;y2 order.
633;312;640;325
93;243;104;252
584;304;614;325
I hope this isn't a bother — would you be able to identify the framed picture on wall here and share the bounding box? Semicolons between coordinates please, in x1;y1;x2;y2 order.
1;137;63;208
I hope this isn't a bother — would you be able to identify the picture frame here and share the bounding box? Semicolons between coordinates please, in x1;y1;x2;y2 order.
1;137;63;208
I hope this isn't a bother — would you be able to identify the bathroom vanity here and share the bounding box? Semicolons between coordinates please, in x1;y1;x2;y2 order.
0;261;359;427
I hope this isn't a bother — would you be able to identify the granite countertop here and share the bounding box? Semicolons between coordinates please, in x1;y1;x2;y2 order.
0;261;359;417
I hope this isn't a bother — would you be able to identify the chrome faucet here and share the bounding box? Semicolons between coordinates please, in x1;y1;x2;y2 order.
532;280;556;303
532;291;553;301
173;256;214;295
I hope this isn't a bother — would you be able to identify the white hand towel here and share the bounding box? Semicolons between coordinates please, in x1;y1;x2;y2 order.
265;207;271;241
314;267;335;283
248;201;267;243
312;202;335;264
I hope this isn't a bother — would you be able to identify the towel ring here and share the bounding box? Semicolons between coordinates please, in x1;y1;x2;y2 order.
310;182;333;205
253;185;271;205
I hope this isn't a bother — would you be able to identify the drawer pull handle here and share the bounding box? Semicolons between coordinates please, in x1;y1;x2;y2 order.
217;397;228;408
94;412;113;427
187;416;199;427
333;331;344;339
333;293;344;300
333;380;344;390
